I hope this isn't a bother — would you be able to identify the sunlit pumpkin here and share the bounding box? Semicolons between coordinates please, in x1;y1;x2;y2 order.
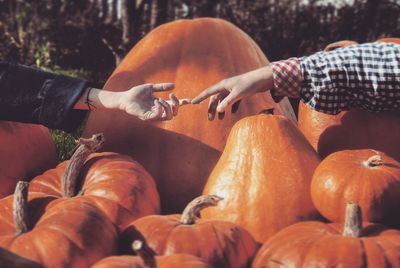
83;18;296;213
119;195;258;268
252;203;400;268
0;181;117;268
311;149;400;224
202;114;321;243
28;134;160;231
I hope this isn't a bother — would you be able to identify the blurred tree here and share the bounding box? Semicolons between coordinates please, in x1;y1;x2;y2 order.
0;0;399;83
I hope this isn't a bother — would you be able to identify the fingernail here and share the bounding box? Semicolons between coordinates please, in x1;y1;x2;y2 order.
218;112;225;120
208;112;215;121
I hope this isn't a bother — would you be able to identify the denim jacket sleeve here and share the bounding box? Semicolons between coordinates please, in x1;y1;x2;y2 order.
0;61;88;132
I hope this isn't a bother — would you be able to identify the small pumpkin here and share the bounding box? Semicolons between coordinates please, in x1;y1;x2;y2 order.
0;181;117;268
311;149;400;224
28;134;160;230
202;114;321;242
93;240;212;268
120;195;258;268
252;202;400;268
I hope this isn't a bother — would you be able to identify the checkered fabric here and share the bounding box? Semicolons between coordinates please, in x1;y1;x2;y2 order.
271;58;302;98
300;42;400;114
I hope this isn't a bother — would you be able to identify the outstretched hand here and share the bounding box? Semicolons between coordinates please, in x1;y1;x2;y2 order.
191;66;274;120
119;83;191;121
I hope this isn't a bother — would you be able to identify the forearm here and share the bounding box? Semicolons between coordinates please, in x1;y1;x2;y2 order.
270;42;400;114
74;87;122;111
0;61;88;132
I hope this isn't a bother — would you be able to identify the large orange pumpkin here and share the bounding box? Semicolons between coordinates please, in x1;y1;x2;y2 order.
252;203;400;268
202;114;321;243
119;195;258;268
311;149;400;224
83;18;296;213
298;39;400;161
0;181;117;268
93;240;212;268
0;122;57;198
28;134;160;231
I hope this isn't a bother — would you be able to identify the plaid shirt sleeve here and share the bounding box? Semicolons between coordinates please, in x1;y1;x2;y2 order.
270;42;400;114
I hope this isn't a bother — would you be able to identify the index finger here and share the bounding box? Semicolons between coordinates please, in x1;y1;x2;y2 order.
152;83;175;92
191;82;226;104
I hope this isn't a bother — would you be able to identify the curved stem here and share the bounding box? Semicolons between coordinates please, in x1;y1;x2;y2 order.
342;202;362;237
61;133;105;198
180;195;223;225
132;240;156;268
13;181;29;235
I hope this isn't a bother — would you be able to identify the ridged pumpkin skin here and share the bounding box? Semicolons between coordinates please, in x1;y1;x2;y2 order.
0;192;117;268
298;40;400;161
252;221;400;268
92;254;212;268
202;114;321;243
29;152;160;230
0;122;57;197
120;196;258;268
311;149;400;224
83;18;296;213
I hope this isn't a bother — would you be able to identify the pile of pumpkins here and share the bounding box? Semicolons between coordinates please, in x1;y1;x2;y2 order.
1;18;400;268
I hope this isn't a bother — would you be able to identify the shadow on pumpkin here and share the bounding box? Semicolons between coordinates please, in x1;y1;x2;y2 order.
317;109;400;161
88;117;221;214
0;248;42;268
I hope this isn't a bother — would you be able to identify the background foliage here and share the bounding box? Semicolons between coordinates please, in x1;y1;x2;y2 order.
0;0;399;160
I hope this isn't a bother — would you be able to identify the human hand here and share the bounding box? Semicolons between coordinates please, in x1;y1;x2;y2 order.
77;83;191;121
191;66;274;120
119;83;191;121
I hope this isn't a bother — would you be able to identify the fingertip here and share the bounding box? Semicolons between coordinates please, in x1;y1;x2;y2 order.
216;104;226;113
180;98;191;105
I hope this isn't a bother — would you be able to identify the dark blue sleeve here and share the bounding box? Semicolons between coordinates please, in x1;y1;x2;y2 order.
0;61;88;132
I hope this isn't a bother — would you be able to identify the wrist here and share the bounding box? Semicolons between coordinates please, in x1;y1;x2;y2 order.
253;65;274;92
96;90;125;110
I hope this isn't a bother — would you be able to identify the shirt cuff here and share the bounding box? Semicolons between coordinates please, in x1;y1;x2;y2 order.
39;75;88;132
270;58;302;102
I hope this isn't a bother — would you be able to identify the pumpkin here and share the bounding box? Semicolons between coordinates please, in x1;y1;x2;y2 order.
376;37;400;44
82;17;296;213
252;202;400;268
92;240;212;268
0;122;57;198
119;195;258;268
311;149;400;224
0;181;117;268
28;133;160;231
298;40;400;161
202;114;321;243
324;40;358;51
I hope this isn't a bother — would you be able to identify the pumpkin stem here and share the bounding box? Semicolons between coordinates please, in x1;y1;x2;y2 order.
14;181;29;235
364;154;383;168
132;240;156;268
180;195;223;225
342;202;362;237
61;133;105;198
